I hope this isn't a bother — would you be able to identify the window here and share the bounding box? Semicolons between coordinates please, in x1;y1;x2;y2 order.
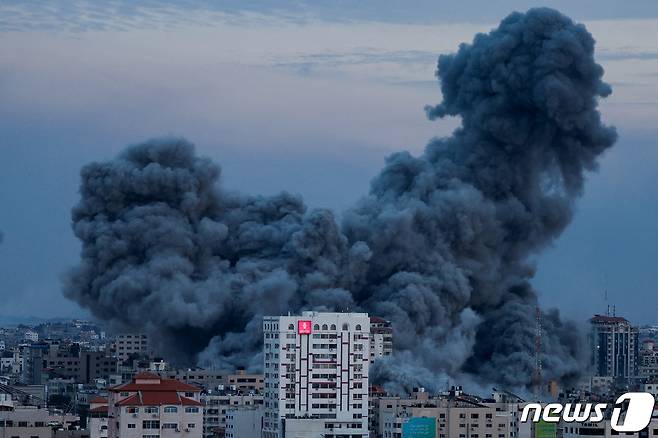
143;420;160;429
342;323;349;330
162;423;178;429
144;406;159;414
288;324;294;330
164;406;178;413
322;324;328;330
187;424;196;428
355;324;362;330
126;407;139;413
313;324;320;330
185;392;194;397
185;407;200;413
128;424;136;429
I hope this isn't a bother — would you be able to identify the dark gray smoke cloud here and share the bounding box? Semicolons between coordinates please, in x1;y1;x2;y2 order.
65;8;616;392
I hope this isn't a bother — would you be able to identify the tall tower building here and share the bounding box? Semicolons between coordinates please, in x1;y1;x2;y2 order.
263;312;370;438
591;314;639;381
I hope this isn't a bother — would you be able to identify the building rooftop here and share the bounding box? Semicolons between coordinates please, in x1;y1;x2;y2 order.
109;372;202;393
591;314;630;324
115;391;202;407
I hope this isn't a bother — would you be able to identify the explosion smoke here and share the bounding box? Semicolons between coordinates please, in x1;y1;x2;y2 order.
65;8;616;393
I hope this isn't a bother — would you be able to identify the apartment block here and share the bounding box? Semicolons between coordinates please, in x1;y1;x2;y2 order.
113;334;150;363
263;311;370;438
371;388;523;438
201;392;263;438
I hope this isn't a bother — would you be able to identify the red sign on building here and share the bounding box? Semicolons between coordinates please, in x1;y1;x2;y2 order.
298;320;312;335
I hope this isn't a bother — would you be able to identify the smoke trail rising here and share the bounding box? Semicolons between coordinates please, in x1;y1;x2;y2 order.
65;8;616;392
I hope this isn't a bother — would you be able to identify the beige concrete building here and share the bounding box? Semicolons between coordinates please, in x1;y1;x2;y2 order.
0;405;51;438
113;334;150;363
372;389;521;438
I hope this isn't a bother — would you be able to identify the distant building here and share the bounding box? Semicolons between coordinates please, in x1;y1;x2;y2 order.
113;334;150;364
590;314;638;381
262;311;370;438
639;339;658;380
369;317;393;361
78;351;118;384
161;369;263;393
23;330;38;343
21;343;49;385
107;372;203;438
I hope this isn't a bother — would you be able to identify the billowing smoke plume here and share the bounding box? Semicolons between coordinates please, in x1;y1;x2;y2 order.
65;8;616;393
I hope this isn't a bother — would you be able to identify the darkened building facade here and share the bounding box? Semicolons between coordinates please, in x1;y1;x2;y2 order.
591;314;639;381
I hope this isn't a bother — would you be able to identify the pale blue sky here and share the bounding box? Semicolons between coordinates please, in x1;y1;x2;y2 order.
0;1;656;324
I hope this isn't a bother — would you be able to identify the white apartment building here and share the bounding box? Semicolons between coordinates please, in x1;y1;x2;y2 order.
263;311;370;438
107;372;203;438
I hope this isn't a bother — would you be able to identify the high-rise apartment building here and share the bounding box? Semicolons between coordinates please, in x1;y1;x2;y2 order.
263;312;370;438
590;314;638;381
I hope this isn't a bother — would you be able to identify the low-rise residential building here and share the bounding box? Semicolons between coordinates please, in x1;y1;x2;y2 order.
225;406;264;438
372;388;522;438
201;392;263;438
107;372;203;438
0;405;52;438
